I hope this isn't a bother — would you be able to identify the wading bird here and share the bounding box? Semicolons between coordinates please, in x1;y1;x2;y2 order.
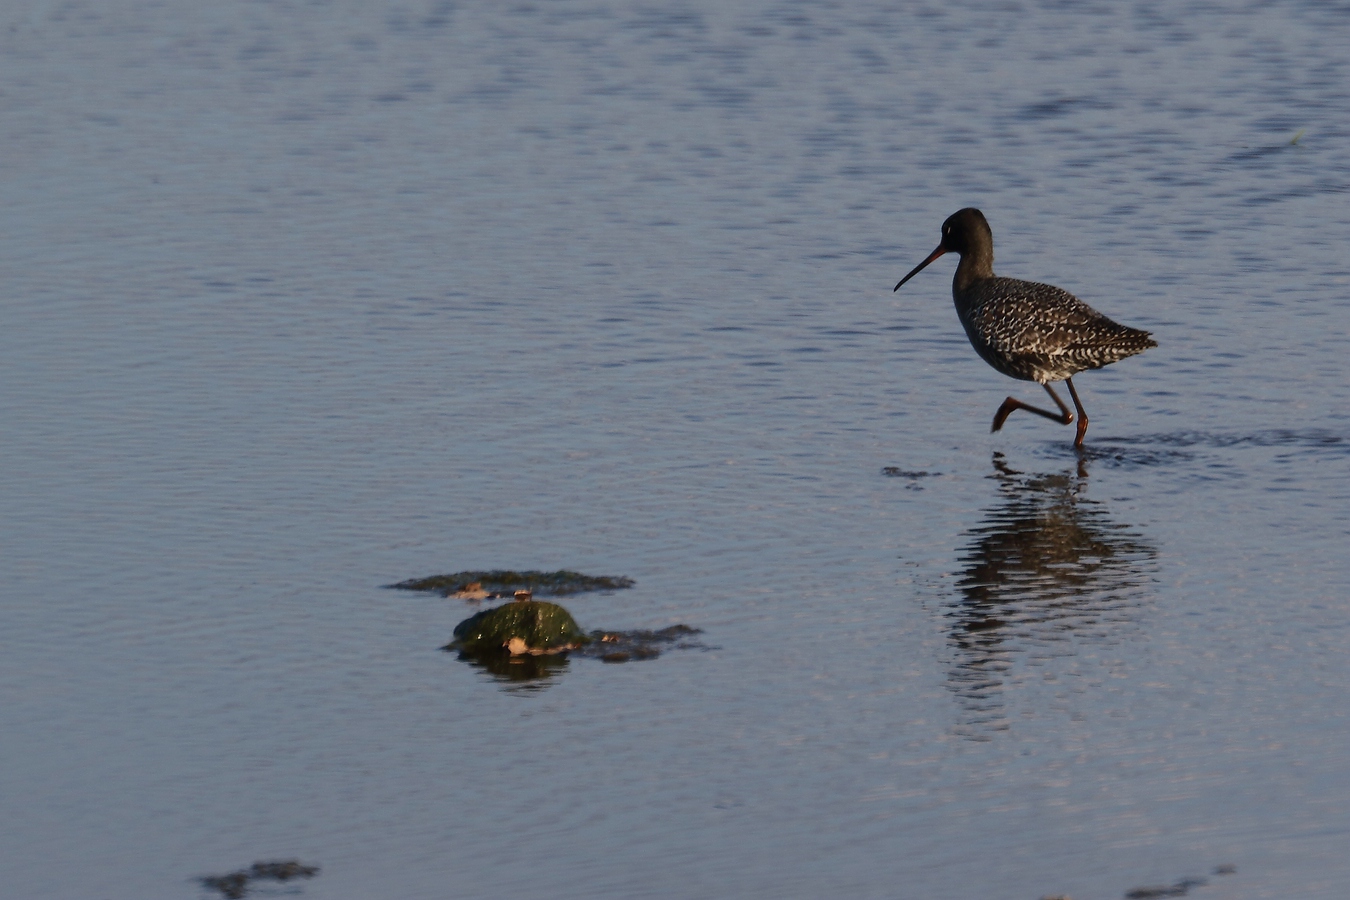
894;208;1155;448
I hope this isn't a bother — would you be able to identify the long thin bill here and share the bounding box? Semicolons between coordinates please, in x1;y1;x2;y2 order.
893;244;947;291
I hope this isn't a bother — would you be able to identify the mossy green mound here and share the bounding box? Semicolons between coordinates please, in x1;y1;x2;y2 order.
449;601;586;655
392;569;634;597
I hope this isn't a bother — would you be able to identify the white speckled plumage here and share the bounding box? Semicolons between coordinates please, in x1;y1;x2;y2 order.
957;276;1156;384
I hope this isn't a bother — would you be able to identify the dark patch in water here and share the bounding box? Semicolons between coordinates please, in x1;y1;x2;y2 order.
579;624;705;663
882;467;942;489
200;860;319;899
1121;863;1235;897
1016;95;1115;120
1048;864;1232;900
1124;876;1208;898
389;569;635;598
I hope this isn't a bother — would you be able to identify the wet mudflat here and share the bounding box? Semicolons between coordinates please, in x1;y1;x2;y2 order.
3;2;1350;899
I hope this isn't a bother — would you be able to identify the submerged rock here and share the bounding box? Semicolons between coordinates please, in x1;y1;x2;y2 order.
1124;877;1208;898
200;860;319;899
390;569;635;599
447;600;585;655
579;624;705;663
445;599;707;689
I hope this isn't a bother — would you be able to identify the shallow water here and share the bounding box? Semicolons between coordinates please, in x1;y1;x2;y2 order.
2;1;1349;898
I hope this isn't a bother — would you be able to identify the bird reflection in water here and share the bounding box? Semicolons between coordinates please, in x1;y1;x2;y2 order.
947;452;1157;739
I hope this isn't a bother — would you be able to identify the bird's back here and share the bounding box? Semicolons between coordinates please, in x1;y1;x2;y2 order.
955;277;1156;384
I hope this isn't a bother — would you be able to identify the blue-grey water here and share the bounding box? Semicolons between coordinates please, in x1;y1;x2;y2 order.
3;2;1349;898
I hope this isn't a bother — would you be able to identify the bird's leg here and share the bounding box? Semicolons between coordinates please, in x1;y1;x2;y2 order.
1064;377;1089;448
991;383;1074;433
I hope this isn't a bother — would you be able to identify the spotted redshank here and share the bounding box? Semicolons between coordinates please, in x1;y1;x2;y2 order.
894;208;1155;448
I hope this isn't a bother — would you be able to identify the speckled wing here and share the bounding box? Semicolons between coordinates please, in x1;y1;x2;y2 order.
961;278;1156;382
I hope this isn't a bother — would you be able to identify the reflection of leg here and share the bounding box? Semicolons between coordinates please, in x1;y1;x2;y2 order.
1065;377;1089;448
990;451;1021;477
991;383;1074;433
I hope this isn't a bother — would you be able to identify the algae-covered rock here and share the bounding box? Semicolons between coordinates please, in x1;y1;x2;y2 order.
448;608;707;690
448;600;586;655
392;569;634;598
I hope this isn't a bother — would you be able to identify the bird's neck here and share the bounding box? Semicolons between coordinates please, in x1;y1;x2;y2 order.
952;248;994;293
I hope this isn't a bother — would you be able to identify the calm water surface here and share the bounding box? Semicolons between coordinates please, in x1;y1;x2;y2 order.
2;2;1349;898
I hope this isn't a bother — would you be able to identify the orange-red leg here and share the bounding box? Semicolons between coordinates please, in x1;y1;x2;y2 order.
991;383;1073;433
1064;377;1089;448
